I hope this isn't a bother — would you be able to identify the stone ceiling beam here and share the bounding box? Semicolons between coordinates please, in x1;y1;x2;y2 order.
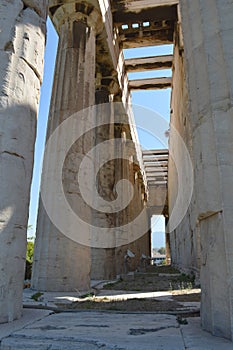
113;5;177;24
149;183;167;186
125;55;173;72
112;0;179;13
142;149;169;155
120;29;174;48
129;77;172;90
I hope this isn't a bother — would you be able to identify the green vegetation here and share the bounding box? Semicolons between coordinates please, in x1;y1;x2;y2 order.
26;225;35;264
25;237;35;280
169;272;195;291
103;278;123;290
152;247;166;256
26;241;34;264
80;292;95;298
158;247;166;255
31;292;43;301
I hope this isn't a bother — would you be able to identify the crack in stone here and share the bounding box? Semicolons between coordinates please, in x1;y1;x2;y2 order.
1;151;25;159
39;325;67;331
21;57;42;84
74;324;109;328
3;335;126;350
14;224;25;230
129;325;178;336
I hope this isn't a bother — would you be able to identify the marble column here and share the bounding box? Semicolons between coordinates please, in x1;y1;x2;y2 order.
0;0;47;322
113;100;150;275
32;2;101;291
90;85;117;279
180;0;233;339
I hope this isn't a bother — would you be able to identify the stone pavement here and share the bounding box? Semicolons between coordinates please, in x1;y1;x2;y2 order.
0;285;232;349
0;309;232;350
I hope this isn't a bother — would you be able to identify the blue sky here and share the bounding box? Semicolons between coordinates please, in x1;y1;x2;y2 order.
27;18;172;248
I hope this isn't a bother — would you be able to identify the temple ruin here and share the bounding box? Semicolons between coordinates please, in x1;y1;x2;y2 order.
1;0;233;342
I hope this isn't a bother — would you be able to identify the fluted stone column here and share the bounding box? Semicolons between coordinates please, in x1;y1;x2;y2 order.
0;0;47;322
32;2;102;291
113;101;150;275
91;84;117;279
180;0;233;339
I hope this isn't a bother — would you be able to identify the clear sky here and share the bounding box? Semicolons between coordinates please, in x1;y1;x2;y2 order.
27;18;172;248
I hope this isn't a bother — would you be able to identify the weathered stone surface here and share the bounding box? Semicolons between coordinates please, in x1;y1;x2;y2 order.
0;312;185;350
1;312;233;350
0;309;52;341
0;0;23;51
22;0;47;19
0;0;47;323
1;0;233;342
91;96;150;279
31;6;99;291
168;29;199;277
169;0;233;340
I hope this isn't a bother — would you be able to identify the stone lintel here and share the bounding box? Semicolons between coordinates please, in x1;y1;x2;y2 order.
129;77;172;90
125;55;173;72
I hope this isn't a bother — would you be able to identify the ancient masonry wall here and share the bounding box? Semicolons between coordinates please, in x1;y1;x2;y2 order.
0;0;47;322
168;25;200;279
169;0;233;340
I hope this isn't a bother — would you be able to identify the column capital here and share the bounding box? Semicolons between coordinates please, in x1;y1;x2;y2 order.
49;1;103;34
95;72;120;96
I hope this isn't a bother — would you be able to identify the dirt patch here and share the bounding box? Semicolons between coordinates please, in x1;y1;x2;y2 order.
56;266;200;313
57;298;182;312
139;265;180;274
172;292;201;303
103;266;195;293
